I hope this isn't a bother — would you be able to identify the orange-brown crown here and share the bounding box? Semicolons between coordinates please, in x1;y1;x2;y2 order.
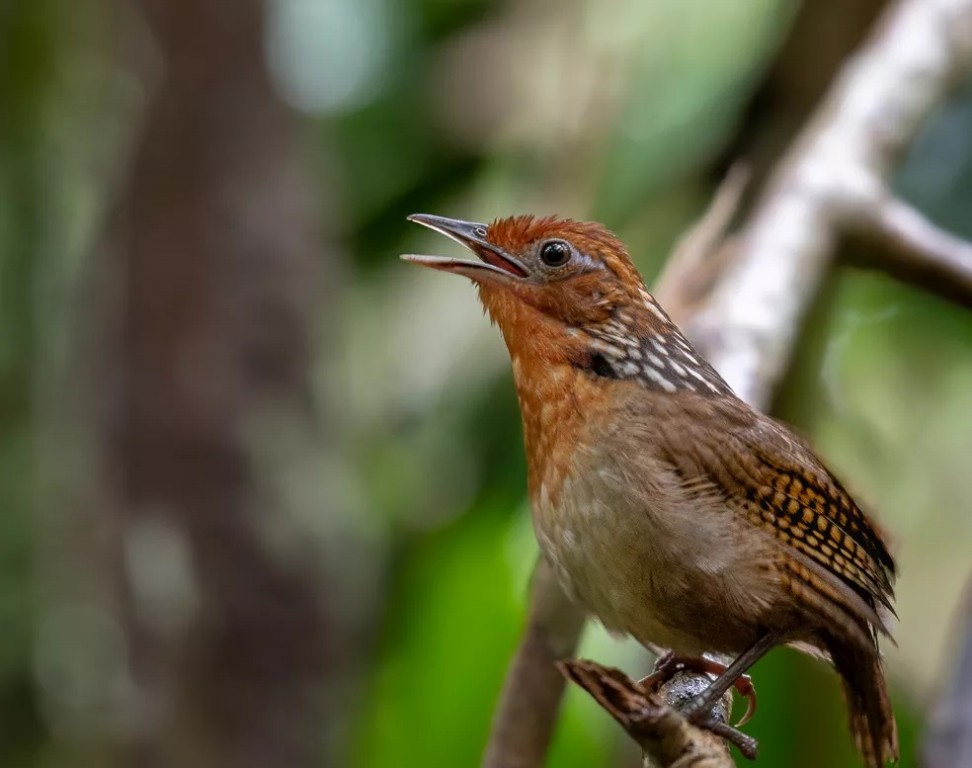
485;215;626;266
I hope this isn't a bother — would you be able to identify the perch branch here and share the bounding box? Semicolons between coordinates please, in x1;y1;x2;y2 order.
559;660;748;768
484;0;972;765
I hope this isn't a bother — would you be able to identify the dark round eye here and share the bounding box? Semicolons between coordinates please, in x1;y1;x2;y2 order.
539;240;572;267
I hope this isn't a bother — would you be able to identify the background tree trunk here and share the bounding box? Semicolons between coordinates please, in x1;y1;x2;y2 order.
78;1;342;765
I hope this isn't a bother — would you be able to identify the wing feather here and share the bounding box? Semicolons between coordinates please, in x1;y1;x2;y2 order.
639;391;897;629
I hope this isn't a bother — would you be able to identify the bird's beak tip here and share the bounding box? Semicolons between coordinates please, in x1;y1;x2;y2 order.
400;253;462;272
406;213;444;229
402;212;527;280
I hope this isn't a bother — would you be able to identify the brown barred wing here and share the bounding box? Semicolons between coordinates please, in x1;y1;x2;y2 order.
731;419;897;624
637;390;896;640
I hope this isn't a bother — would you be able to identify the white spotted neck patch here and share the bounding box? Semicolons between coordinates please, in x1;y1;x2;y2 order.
574;295;733;396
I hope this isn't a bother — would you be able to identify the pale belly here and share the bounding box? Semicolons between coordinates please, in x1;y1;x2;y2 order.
533;464;782;656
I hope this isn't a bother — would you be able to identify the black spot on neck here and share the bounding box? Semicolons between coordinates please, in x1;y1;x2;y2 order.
591;353;615;378
569;350;618;380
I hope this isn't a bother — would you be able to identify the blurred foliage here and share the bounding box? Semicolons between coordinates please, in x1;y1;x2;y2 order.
0;0;58;764
2;0;972;766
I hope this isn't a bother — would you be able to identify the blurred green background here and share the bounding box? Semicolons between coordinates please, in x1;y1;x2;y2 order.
2;0;971;766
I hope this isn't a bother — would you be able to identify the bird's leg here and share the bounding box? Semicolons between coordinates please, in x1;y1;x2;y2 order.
680;632;777;728
638;653;758;727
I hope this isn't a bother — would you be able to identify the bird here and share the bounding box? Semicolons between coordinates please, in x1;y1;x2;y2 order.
402;212;898;767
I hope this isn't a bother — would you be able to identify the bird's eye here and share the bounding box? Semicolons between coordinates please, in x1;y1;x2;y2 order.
539;240;572;267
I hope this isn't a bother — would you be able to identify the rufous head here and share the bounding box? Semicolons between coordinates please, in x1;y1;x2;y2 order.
402;213;652;350
403;212;733;398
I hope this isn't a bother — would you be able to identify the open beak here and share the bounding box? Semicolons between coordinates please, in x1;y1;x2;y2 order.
402;213;528;281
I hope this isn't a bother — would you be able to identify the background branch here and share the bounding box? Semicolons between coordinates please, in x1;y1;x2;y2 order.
922;577;972;768
689;0;972;406
484;0;972;765
847;196;972;308
484;560;586;768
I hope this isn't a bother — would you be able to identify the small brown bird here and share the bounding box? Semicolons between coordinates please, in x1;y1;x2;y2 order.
403;213;898;766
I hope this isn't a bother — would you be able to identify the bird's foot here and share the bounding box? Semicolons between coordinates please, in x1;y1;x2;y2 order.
638;653;758;728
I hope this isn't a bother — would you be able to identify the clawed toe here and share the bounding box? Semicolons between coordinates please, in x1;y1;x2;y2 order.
690;713;759;760
732;672;757;727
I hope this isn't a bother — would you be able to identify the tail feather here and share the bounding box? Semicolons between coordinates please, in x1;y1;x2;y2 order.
780;551;898;765
826;636;898;767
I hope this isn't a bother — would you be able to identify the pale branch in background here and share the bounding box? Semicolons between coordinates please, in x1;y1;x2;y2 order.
690;0;972;407
923;578;972;768
848;195;972;309
653;164;750;321
482;0;972;765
